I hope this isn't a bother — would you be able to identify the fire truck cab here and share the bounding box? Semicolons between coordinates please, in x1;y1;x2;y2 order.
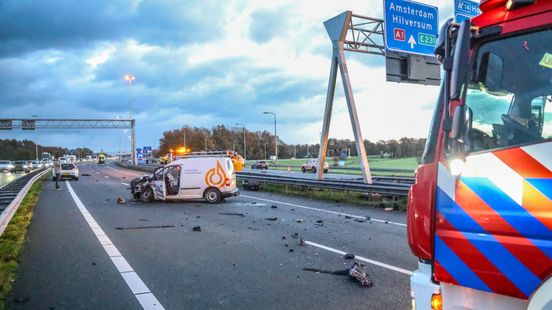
408;1;552;309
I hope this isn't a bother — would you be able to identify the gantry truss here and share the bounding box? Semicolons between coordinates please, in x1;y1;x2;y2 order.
0;119;133;130
343;14;385;56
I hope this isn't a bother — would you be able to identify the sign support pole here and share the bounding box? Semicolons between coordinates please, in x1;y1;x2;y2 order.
317;11;372;184
131;119;137;165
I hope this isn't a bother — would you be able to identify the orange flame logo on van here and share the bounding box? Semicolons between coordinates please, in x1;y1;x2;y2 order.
205;161;227;188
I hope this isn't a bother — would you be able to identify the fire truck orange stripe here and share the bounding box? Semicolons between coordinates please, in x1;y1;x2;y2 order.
522;180;552;232
494;148;552;179
455;181;551;277
436;217;525;298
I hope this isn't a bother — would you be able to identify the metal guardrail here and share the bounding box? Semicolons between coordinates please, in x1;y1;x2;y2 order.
253;164;415;174
0;169;49;236
236;171;411;197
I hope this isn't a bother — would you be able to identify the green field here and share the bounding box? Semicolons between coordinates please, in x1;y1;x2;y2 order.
247;156;419;176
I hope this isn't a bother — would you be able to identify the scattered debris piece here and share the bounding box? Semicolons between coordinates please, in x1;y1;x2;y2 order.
385;221;389;224
296;219;304;223
271;205;278;209
299;238;306;246
366;216;371;220
314;222;323;227
282;236;286;240
284;244;289;247
265;217;277;221
218;212;245;217
384;207;394;211
345;215;352;219
289;248;295;252
81;173;92;176
14;298;29;303
344;253;355;259
92;262;96;266
117;197;126;204
316;220;323;224
192;226;201;232
105;198;111;202
116;225;175;230
303;262;373;287
139;219;149;222
196;216;201;219
291;233;299;239
354;218;366;223
291;208;295;211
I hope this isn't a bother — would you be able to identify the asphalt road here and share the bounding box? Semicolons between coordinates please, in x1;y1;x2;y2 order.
8;162;416;310
0;171;27;188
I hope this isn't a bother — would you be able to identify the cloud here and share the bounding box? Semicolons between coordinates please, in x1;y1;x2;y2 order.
0;0;455;151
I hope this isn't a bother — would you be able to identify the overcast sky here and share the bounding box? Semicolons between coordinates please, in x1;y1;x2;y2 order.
0;0;454;153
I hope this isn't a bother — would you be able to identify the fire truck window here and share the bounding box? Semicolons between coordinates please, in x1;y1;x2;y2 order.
465;29;552;153
164;166;180;196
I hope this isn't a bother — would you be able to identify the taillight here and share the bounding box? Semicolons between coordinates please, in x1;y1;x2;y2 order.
225;178;231;187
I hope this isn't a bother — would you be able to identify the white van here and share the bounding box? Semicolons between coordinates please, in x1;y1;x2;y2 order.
130;156;239;203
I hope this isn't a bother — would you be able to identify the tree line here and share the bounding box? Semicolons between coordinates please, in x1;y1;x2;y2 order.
0;139;93;160
158;125;426;159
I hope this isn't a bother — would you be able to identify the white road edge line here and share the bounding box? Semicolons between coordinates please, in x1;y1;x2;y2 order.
66;181;164;310
240;195;406;227
304;240;413;276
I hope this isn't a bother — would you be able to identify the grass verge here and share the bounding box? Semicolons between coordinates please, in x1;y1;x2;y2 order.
0;175;45;309
242;182;407;211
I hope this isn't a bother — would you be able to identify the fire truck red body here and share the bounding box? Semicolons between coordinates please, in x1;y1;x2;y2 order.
408;1;552;309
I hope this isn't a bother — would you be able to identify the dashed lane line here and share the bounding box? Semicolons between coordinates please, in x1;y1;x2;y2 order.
240;195;406;227
66;181;164;310
304;240;413;276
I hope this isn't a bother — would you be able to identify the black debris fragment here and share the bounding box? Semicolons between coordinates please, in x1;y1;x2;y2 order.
265;217;277;221
81;173;92;176
196;216;201;219
316;220;323;224
289;248;294;252
92;262;96;266
345;215;352;219
117;197;126;204
344;253;355;259
139;219;149;222
284;243;289;247
192;226;201;232
303;262;373;287
218;212;245;217
271;205;278;209
282;236;286;240
291;233;299;239
299;238;306;246
14;298;29;303
354;218;366;223
116;225;175;230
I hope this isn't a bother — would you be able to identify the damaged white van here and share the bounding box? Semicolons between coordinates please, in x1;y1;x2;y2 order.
130;153;240;203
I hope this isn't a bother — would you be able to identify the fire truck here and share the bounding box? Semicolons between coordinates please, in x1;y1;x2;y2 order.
408;1;551;309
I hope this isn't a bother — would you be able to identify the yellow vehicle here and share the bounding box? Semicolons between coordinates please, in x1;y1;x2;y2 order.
98;153;106;165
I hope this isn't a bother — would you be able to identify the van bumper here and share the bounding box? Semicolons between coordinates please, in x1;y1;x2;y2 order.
223;188;240;198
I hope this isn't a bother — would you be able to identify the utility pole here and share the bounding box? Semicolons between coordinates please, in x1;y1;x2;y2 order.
235;123;247;161
263;112;277;162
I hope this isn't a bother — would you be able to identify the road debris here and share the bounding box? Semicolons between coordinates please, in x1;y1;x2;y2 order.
296;219;304;223
218;212;245;217
344;253;355;259
81;173;92;176
192;226;201;232
303;262;373;287
265;217;277;221
316;220;323;224
354;218;366;223
282;236;286;240
117;197;126;204
116;225;175;230
384;207;394;211
271;205;278;209
345;215;352;219
139;219;149;222
289;248;294;252
291;233;299;239
299;238;306;246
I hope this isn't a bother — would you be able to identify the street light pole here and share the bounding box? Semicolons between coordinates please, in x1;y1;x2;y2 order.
235;123;246;161
124;74;136;164
263;112;277;162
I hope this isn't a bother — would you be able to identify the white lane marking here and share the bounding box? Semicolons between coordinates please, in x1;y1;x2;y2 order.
66;181;164;309
304;240;413;276
122;182;130;186
104;176;110;179
240;195;406;227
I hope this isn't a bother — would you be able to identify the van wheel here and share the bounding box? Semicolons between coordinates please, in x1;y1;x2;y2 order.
301;167;306;173
140;187;154;202
204;188;222;204
311;167;317;173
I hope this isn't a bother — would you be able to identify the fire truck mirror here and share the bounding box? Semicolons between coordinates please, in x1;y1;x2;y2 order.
450;20;471;101
476;52;505;93
449;105;465;140
434;18;453;63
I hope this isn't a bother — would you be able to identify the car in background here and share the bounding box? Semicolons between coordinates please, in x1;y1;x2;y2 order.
0;161;14;173
52;163;79;181
31;160;43;169
301;160;329;173
12;161;30;173
250;160;268;170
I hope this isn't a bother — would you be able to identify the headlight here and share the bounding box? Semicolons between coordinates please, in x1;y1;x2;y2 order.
23;165;27;168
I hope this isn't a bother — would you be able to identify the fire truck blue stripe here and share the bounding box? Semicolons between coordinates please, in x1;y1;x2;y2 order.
526;178;552;200
437;187;541;297
435;235;491;292
461;177;552;259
